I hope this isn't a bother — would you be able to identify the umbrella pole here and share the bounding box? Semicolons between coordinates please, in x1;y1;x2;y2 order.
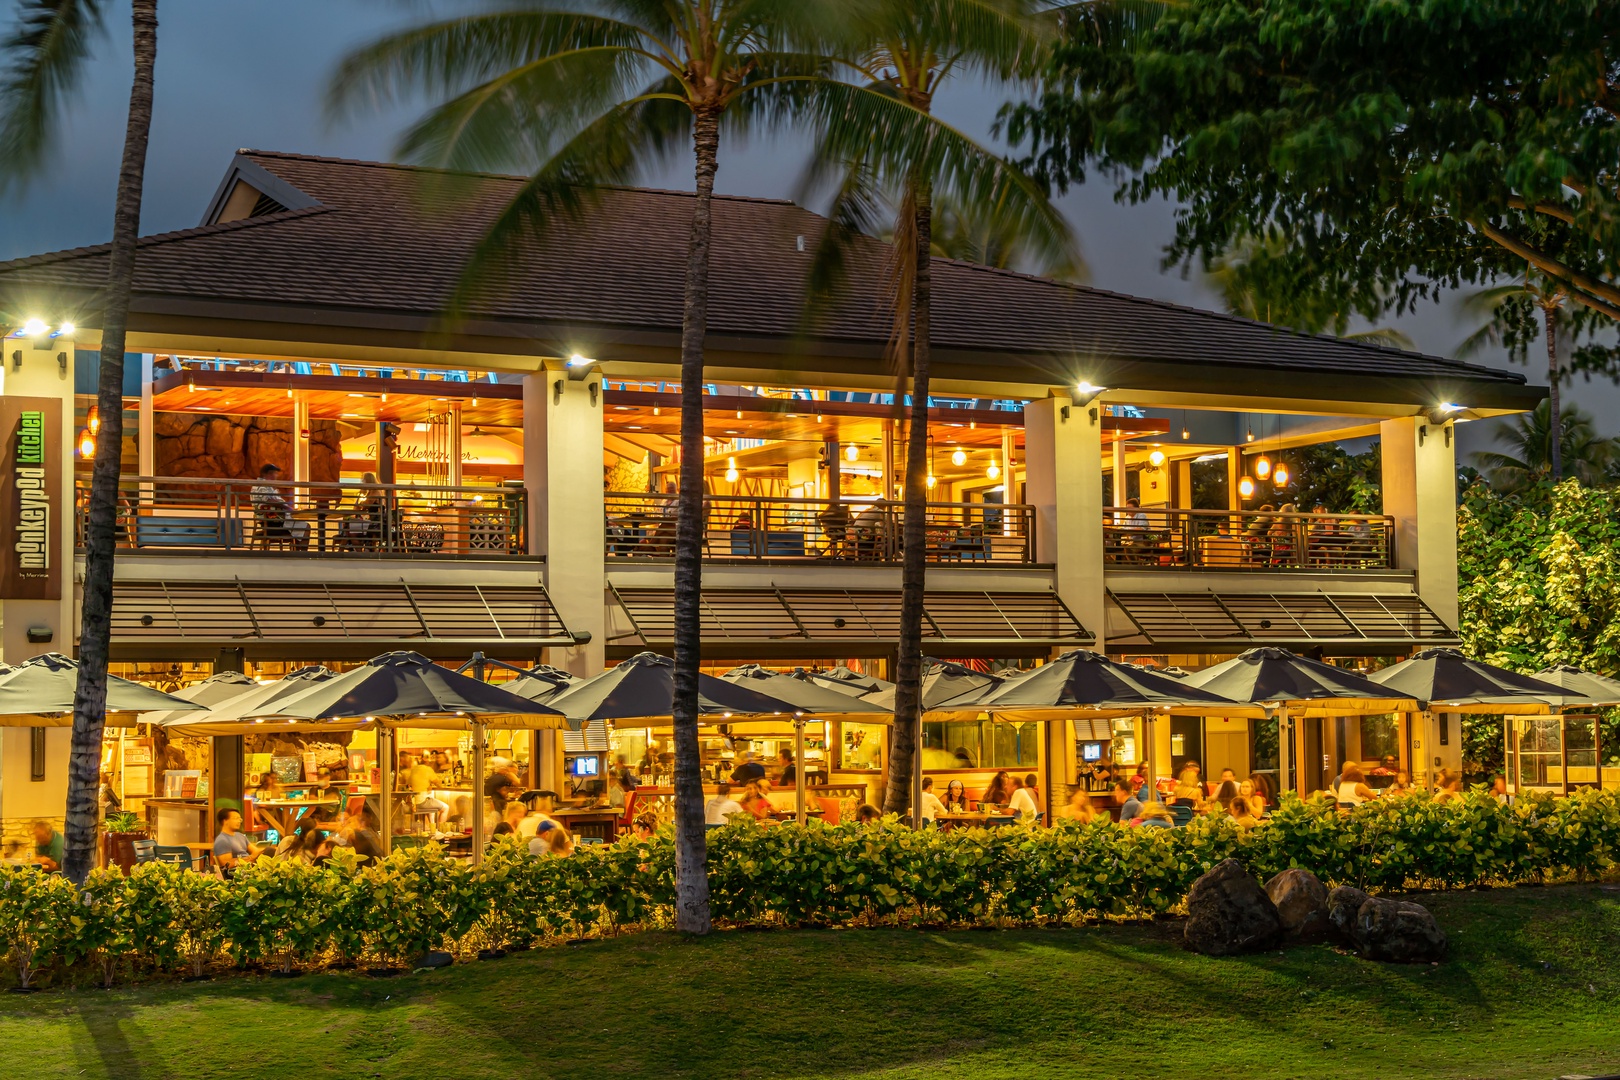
794;717;807;826
1278;705;1290;798
378;727;393;856
471;720;486;866
911;708;924;831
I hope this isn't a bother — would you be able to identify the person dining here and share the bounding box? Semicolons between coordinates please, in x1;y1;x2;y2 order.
1212;779;1240;808
730;751;765;785
1385;771;1413;796
1113;779;1142;822
1008;773;1041;822
1172;763;1204;805
739;780;773;823
1334;763;1377;807
1062;789;1100;823
212;808;261;876
855;804;882;824
982;771;1013;808
343;805;385;861
249;463;310;547
941;779;969;813
1133;803;1174;829
1228;796;1260;829
30;820;63;873
705;782;744;825
1246;773;1272;815
919;777;947;823
776;748;797;788
1434;769;1465;803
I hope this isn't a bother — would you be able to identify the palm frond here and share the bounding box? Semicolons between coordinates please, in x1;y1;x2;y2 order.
1340;327;1413;350
0;0;105;190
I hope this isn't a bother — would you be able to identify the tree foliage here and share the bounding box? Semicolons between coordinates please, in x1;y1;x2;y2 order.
1004;0;1620;365
1472;402;1618;493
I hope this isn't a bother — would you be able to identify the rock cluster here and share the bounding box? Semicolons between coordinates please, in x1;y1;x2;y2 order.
1184;862;1446;963
153;411;342;481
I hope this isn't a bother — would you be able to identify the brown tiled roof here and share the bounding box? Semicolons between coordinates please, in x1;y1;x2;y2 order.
0;150;1534;405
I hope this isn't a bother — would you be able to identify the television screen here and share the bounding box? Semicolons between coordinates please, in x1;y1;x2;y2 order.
1082;742;1104;762
568;756;599;777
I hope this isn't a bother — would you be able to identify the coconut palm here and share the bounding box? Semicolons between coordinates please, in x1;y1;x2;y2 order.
0;0;160;884
801;0;1076;818
331;0;881;934
1457;274;1570;481
1473;400;1616;493
887;189;1087;280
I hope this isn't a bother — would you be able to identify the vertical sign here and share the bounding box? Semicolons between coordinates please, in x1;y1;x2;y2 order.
0;397;63;600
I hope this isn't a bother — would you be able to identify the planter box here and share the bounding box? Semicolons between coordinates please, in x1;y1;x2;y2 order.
104;831;151;873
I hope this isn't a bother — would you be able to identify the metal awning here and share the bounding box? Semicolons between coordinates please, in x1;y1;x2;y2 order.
111;579;573;661
608;586;1092;660
1106;590;1456;654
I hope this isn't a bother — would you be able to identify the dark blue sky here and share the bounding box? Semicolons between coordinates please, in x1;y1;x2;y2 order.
3;0;1601;449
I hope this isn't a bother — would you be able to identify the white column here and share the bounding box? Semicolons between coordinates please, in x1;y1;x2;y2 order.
1022;393;1105;644
138;353;154;478
1379;416;1459;629
448;404;464;488
292;395;311;485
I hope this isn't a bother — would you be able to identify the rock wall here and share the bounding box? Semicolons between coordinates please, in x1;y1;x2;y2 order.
154;412;342;481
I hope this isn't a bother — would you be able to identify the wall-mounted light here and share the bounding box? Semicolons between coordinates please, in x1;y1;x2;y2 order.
1427;402;1465;426
565;353;600;381
18;318;48;338
1147;449;1166;468
1238;475;1255;499
1073;381;1107;407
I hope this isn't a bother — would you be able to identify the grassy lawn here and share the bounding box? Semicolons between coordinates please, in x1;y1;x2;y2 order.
0;884;1616;1080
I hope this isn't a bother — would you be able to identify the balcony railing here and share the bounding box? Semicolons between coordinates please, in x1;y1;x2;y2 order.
605;492;1035;564
81;476;527;557
1104;507;1394;571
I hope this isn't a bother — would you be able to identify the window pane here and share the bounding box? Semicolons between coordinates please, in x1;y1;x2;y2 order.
840;722;884;771
1359;715;1400;761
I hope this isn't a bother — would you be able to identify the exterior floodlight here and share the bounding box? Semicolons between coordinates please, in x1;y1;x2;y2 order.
1238;475;1256;499
57;322;74;336
565;353;600;381
1427;402;1465;425
1073;381;1106;407
19;318;48;338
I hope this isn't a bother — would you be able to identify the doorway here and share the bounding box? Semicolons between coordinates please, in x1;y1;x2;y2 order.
1169;716;1204;778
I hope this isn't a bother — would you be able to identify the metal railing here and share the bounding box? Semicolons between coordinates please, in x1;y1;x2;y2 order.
81;476;527;557
1103;507;1394;571
605;492;1035;564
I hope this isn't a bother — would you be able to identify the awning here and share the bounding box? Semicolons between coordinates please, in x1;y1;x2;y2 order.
608;586;1092;660
111;579;573;660
1106;590;1456;654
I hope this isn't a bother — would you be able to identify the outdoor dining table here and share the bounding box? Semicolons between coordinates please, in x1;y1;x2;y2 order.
254;797;336;838
549;806;622;842
183;842;215;872
934;811;1019;830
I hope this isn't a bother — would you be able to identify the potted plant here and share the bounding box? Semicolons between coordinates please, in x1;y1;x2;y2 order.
102;811;150;873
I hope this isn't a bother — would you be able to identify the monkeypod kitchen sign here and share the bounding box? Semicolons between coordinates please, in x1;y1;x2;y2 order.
0;398;62;600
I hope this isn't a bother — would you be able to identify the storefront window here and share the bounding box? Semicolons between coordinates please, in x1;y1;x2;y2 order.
921;720;1039;769
1359;715;1401;762
840;722;884;771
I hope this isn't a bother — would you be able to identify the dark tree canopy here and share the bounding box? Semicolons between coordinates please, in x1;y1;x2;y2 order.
1004;0;1620;373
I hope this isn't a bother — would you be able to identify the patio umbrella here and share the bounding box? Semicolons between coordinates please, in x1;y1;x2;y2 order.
0;653;200;725
859;658;1009;715
968;650;1254;720
1528;664;1620;708
1184;647;1418;795
722;664;892;824
500;664;579;704
256;652;568;858
796;665;893;697
547;652;812;724
137;671;258;726
159;667;343;736
1368;648;1562;713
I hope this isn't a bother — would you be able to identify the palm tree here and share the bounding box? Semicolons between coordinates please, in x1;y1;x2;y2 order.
1;0;160;884
1206;232;1415;349
803;0;1075;818
1473;400;1615;493
1458;274;1570;481
332;0;862;934
890;190;1087;280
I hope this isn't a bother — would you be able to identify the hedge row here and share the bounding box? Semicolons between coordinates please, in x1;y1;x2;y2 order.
4;789;1618;988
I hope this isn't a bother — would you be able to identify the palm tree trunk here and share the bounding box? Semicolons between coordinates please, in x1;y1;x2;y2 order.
671;105;719;935
884;180;932;819
63;0;158;886
1544;304;1561;483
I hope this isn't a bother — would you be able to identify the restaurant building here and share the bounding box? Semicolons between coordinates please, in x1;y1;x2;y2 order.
0;150;1541;844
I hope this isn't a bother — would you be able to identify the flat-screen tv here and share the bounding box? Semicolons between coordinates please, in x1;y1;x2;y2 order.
1081;741;1105;762
567;756;600;778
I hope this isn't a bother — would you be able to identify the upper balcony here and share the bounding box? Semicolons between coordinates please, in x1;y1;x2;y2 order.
82;476;528;558
1103;506;1395;572
606;491;1035;565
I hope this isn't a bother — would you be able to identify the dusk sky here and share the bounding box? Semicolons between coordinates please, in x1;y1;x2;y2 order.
3;0;1606;454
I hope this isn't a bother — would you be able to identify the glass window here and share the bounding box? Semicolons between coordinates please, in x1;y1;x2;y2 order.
839;722;884;771
922;720;1039;769
1359;715;1401;762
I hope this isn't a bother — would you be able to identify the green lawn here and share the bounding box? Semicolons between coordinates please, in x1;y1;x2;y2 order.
1;885;1616;1080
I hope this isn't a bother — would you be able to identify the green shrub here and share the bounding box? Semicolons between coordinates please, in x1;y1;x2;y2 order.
124;862;228;977
358;845;476;966
0;867;81;988
71;868;135;988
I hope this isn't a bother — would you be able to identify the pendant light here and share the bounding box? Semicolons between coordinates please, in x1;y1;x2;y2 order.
1238;475;1256;499
950;448;966;467
986;460;1001;480
844;443;859;462
1272;461;1291;486
724;456;739;483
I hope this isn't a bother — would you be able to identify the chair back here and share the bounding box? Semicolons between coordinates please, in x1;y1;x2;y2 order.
815;796;842;825
1169;803;1195;827
152;844;194;869
131;839;158;864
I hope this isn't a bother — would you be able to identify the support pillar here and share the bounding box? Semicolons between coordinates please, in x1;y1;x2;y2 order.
292;395;311;484
1023;393;1105;648
1379;416;1459;630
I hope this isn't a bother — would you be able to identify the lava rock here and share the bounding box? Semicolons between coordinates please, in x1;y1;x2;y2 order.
416;950;455;970
1265;868;1330;942
1184;858;1284;956
1354;896;1447;963
1327;885;1370;944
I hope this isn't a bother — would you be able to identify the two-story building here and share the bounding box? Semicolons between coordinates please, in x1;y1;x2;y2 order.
0;150;1540;843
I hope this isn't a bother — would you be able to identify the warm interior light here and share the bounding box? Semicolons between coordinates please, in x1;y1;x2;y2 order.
77;429;95;458
1254;455;1272;479
1271;463;1290;486
986;463;1001;480
1147;449;1165;467
844;444;859;462
725;456;739;483
1246;430;1255;443
19;318;47;337
1238;475;1256;499
86;406;100;435
1181;426;1191;440
926;474;936;489
950;448;966;467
